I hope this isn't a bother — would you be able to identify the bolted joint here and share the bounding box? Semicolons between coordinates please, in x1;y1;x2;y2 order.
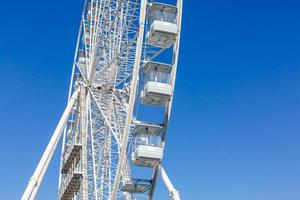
170;190;180;200
30;177;38;187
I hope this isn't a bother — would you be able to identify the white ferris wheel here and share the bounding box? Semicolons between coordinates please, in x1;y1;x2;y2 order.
21;0;183;199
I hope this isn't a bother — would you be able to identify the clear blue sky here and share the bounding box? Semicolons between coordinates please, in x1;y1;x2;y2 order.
1;0;300;199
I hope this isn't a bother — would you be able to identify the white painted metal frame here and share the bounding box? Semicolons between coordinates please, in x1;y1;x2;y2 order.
21;0;182;199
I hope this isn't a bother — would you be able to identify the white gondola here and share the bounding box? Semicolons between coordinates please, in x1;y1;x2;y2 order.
77;57;89;69
134;120;163;136
141;61;173;106
121;178;151;193
141;82;172;106
146;3;178;47
83;32;91;45
132;145;163;168
77;50;89;70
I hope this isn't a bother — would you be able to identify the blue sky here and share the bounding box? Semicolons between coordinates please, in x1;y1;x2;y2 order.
1;0;300;199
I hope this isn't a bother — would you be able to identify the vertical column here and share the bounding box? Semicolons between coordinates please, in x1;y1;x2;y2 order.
80;85;88;200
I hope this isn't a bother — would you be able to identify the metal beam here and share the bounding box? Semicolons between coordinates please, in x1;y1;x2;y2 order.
80;85;89;200
160;166;180;200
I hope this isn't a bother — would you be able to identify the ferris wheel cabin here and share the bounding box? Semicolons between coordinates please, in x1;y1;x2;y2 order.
77;50;89;73
140;61;173;106
133;120;163;136
132;145;164;168
131;121;164;168
146;3;178;47
121;178;152;193
78;57;88;69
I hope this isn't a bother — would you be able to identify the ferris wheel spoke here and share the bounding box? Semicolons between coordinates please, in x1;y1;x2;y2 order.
88;89;122;148
95;33;138;78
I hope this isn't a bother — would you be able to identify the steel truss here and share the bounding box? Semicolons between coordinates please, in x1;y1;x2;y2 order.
21;0;183;200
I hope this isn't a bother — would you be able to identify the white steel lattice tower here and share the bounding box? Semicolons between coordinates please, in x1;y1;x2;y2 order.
21;0;183;200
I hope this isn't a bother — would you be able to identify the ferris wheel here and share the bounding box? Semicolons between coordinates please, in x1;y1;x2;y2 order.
21;0;183;199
